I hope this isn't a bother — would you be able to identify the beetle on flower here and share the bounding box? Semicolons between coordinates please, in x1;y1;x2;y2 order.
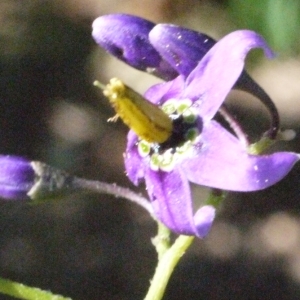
92;14;299;238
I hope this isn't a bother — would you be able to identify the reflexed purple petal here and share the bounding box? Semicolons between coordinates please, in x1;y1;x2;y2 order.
182;121;299;191
148;24;274;113
149;24;216;77
92;14;177;80
144;167;196;235
184;30;274;120
124;130;144;185
194;205;215;238
0;156;35;200
144;75;185;105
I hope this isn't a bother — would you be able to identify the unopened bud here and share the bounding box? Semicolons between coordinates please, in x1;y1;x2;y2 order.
0;155;74;201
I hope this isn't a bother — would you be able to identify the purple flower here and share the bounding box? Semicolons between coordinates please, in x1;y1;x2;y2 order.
92;16;299;238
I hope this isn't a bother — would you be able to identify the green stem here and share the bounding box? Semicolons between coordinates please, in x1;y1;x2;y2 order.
144;235;195;300
0;277;72;300
152;222;171;259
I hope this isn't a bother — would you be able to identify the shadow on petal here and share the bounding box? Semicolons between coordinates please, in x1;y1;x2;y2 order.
144;167;196;235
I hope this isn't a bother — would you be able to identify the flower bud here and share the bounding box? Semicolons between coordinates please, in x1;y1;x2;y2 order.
92;14;177;80
0;156;35;200
0;156;73;201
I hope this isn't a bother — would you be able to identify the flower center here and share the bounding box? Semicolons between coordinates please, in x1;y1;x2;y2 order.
138;99;201;172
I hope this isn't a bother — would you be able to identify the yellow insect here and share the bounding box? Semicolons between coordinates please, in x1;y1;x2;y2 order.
94;78;173;143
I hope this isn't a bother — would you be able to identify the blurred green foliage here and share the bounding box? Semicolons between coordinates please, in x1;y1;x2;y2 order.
227;0;300;56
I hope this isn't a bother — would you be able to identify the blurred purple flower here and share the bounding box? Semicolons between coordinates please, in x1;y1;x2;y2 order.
0;156;35;200
92;15;299;238
0;156;74;201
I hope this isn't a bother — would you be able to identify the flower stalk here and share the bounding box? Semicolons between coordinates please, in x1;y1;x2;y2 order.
144;188;226;300
72;177;154;216
152;222;171;259
145;234;195;300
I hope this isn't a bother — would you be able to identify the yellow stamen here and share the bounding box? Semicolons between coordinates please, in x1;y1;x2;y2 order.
94;78;173;143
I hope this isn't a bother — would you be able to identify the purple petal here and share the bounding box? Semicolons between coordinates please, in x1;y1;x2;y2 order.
182;121;299;191
144;167;196;235
183;30;274;120
149;24;216;78
148;24;274;109
144;167;215;237
124;130;144;185
194;205;215;238
0;156;35;200
92;14;177;80
148;25;273;109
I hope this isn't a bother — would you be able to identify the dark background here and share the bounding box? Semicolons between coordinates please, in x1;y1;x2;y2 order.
1;0;300;299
